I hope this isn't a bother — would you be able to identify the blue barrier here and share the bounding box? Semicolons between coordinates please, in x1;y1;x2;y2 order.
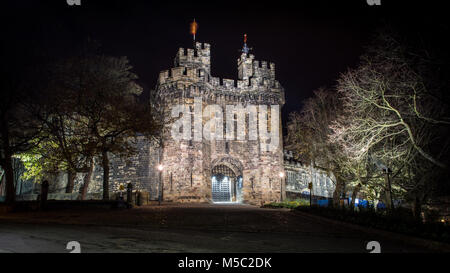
358;200;369;208
348;197;370;208
317;199;329;207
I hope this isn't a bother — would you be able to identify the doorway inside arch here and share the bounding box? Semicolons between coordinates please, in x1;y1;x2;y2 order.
211;164;242;203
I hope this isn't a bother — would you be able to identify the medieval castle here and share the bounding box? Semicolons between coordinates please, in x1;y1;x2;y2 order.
2;40;336;205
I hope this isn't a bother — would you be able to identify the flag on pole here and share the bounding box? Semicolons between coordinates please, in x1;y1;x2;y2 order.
190;19;198;41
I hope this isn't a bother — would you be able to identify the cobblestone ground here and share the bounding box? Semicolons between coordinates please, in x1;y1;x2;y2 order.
0;203;434;253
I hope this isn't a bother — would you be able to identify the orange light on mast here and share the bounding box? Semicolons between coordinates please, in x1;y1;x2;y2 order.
190;19;198;41
244;33;247;44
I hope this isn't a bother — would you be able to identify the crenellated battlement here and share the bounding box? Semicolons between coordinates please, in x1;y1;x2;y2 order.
158;66;203;85
252;60;275;79
238;53;276;81
174;42;211;73
251;60;275;71
158;67;282;91
157;42;284;104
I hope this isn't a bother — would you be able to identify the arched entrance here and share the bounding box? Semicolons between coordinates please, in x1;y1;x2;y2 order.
211;157;243;203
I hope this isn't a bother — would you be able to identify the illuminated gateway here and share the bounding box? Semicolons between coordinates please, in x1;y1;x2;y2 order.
4;38;335;205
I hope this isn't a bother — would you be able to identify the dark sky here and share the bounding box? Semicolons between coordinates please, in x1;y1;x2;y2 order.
3;0;447;125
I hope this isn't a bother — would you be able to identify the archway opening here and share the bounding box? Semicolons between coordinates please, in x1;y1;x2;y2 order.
211;164;242;203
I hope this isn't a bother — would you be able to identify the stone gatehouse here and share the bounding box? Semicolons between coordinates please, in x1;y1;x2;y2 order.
155;41;285;205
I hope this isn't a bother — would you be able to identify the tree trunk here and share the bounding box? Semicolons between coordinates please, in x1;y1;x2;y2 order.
3;152;15;205
332;177;344;208
80;158;94;200
0;172;3;195
65;170;76;193
332;188;339;207
412;196;422;222
350;183;362;209
1;120;15;205
102;150;110;200
373;191;381;211
384;172;393;210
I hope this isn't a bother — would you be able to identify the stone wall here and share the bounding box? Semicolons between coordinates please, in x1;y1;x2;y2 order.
283;150;336;198
88;137;161;199
38;137;160;200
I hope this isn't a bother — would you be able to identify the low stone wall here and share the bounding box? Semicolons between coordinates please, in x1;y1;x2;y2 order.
15;191;153;205
16;192;108;201
16;194;39;201
11;200;127;211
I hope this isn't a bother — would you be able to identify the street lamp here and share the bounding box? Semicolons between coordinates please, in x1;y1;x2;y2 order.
308;182;313;207
157;164;164;205
279;171;284;202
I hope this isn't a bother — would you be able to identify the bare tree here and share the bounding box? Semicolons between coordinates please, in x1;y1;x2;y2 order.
286;88;356;207
330;32;449;169
329;30;450;211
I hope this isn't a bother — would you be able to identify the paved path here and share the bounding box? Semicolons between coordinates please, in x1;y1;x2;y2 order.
0;203;434;253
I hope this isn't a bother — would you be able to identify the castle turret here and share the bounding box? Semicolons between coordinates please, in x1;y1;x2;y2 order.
237;35;276;89
237;34;254;81
174;42;211;74
237;53;254;81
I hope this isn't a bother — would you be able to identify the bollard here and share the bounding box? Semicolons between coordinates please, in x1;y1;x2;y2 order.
126;183;133;206
136;191;142;206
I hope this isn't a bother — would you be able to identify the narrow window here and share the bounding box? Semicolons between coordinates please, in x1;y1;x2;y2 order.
225;142;230;154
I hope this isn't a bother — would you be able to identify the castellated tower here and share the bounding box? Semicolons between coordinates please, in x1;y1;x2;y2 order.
156;42;285;205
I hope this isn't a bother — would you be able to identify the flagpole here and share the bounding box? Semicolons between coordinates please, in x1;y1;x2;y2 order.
190;19;198;48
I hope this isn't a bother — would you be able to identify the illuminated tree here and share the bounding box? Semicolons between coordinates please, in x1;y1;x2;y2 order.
331;31;449;168
286;88;357;207
67;56;161;200
330;30;450;212
288;30;449;212
21;55;161;200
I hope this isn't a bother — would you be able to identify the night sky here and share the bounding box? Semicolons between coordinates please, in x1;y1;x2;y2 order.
3;0;447;127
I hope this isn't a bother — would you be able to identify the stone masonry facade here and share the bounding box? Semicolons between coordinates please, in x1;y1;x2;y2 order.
283;150;335;199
